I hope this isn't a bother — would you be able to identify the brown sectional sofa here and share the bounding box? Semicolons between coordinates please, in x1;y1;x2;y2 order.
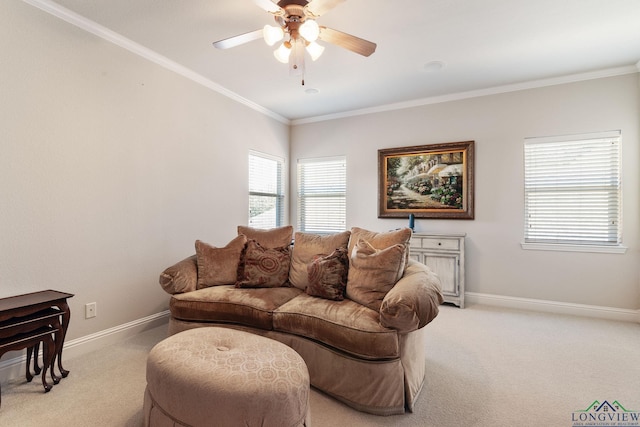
159;226;443;416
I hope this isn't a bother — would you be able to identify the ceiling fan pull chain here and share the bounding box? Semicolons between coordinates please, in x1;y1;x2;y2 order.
212;0;377;83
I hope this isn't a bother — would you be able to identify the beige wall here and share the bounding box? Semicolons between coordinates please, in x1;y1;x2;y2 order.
0;1;289;340
291;74;640;310
1;0;638;350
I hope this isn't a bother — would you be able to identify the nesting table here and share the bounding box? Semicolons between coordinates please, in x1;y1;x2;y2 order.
0;290;74;407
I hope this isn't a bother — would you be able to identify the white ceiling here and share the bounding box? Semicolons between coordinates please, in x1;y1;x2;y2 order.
42;0;640;122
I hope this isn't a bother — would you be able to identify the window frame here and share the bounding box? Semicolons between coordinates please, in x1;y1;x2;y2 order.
248;150;285;229
297;156;347;234
521;130;626;254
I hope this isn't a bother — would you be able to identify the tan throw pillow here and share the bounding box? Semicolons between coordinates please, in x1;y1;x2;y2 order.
348;227;412;262
236;239;291;288
306;248;349;301
348;227;412;277
237;225;293;249
195;235;247;289
346;239;406;311
289;231;351;290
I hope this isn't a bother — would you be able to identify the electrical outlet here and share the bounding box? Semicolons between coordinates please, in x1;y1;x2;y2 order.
85;302;97;319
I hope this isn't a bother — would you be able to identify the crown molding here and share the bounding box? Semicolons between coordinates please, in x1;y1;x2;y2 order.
21;0;290;125
292;65;640;125
22;0;639;128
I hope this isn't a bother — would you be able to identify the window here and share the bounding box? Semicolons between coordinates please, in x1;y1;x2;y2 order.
297;156;346;234
248;151;284;229
523;130;624;253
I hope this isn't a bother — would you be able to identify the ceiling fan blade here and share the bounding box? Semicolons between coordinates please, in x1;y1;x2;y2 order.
253;0;284;15
305;0;345;17
213;29;264;49
319;27;377;57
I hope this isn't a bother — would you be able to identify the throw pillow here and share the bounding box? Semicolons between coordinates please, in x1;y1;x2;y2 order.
195;235;247;289
236;239;291;288
348;226;412;270
289;231;351;290
306;247;349;301
346;238;406;311
237;225;293;249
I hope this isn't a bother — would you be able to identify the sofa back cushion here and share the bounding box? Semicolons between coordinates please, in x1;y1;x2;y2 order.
195;235;247;289
237;225;293;248
289;231;351;290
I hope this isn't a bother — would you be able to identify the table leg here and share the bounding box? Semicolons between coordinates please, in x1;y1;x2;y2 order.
56;300;71;378
26;346;34;382
32;342;42;374
49;318;62;384
40;334;54;393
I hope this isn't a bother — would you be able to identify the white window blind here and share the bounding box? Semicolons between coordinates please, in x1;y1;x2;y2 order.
523;131;621;247
297;156;346;234
249;152;284;229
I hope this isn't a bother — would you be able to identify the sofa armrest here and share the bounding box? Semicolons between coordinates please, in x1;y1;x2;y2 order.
380;260;444;333
159;255;198;295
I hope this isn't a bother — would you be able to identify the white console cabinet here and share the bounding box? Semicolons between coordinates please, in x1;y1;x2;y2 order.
409;233;466;308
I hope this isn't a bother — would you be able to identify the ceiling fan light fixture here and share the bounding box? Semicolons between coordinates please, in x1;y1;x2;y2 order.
274;42;291;63
299;19;320;42
306;41;325;61
263;24;284;46
289;37;306;76
212;0;376;84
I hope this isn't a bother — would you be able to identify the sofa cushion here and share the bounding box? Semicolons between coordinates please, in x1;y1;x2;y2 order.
195;236;247;289
306;247;348;301
346;239;406;312
170;286;303;330
348;227;412;266
290;231;351;290
237;225;293;248
236;240;291;288
273;293;399;360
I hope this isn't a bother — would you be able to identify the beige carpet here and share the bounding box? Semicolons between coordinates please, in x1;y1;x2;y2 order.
1;304;639;427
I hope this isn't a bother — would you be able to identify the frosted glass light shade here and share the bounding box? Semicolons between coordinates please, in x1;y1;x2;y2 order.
274;42;291;63
306;41;325;61
299;19;320;42
263;25;284;46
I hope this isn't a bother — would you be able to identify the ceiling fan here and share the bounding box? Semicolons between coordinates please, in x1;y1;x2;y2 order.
212;0;377;84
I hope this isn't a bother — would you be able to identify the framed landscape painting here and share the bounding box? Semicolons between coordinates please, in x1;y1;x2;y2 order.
378;141;475;219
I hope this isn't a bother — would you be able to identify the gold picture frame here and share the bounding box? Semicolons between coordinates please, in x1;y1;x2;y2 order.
378;141;475;219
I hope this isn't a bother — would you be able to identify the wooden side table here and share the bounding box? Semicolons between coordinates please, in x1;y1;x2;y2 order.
0;290;74;406
0;326;58;406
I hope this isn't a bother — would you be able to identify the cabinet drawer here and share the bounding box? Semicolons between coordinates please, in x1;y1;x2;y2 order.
410;237;460;251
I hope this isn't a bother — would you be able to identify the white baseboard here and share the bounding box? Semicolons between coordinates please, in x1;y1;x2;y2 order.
0;310;169;383
466;292;640;323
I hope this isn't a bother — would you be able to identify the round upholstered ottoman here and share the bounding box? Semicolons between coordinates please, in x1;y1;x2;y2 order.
143;327;310;427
